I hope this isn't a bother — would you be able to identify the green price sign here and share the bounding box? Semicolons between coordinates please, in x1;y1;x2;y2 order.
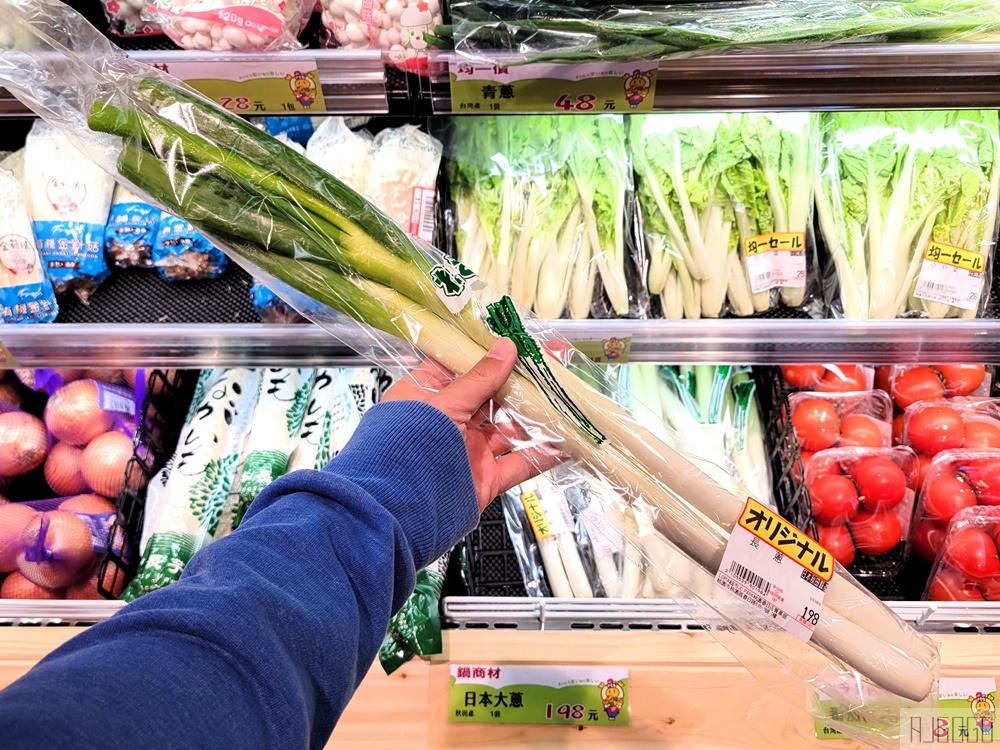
449;61;657;114
449;665;629;726
151;60;326;115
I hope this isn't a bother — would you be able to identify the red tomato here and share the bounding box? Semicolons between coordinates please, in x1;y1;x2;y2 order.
944;528;1000;580
892;414;905;446
892;366;945;409
803;450;842;480
912;519;947;562
809;474;860;525
935;364;986;397
849;510;903;556
915;453;933;491
839;414;886;448
791;398;840;452
851;455;907;512
927;568;984;601
982;577;1000;601
816;365;868;393
781;365;826;389
965;459;1000;506
905;405;965;456
792;450;814;484
963;419;1000;451
874;366;892;394
813;524;855;568
923;473;978;523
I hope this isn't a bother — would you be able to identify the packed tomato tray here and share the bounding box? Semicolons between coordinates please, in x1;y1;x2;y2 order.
768;363;1000;602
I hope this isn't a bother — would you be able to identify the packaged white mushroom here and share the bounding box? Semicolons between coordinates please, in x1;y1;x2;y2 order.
363;124;442;242
305;117;372;193
105;183;161;269
148;0;311;51
101;0;161;38
321;0;442;72
0;168;58;324
23;120;114;301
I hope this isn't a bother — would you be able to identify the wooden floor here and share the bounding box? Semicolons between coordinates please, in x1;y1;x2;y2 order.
0;629;993;748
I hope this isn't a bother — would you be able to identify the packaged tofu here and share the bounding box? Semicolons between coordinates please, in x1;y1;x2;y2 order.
105;183;161;269
0;168;58;323
23;121;114;300
152;214;228;281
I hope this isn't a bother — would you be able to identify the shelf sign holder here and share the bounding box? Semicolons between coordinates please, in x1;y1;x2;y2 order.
0;338;18;368
449;59;658;114
448;664;630;726
149;59;327;115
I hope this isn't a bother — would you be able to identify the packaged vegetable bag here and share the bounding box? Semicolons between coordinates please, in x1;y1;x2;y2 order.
0;167;58;323
152;214;228;281
0;9;943;743
105;183;161;269
23;120;114;301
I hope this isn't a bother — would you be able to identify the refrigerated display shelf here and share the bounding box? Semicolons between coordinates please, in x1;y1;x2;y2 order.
0;600;126;627
10;318;1000;367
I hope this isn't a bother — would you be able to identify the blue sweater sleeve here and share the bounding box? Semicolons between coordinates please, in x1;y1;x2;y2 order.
0;400;479;750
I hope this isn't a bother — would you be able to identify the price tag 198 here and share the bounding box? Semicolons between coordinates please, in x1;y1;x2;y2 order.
152;60;326;115
449;61;658;114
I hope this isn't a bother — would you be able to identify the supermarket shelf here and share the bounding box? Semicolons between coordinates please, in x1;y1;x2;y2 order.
7;319;1000;367
427;43;1000;112
0;48;391;117
0;600;126;627
442;597;1000;635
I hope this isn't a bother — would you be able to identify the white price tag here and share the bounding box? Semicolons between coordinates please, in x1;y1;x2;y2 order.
539;490;575;537
914;242;985;311
715;498;832;642
580;504;621;557
410;186;436;242
744;232;807;294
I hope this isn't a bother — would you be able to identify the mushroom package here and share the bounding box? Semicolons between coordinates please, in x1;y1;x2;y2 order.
321;0;442;72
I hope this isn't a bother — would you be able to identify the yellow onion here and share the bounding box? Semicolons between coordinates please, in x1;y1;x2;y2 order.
60;494;116;516
66;562;125;600
0;380;24;408
0;503;37;572
0;411;48;477
83;369;127;386
44;379;114;445
123;370;137;390
17;510;96;589
44;442;89;496
81;432;133;499
0;571;63;599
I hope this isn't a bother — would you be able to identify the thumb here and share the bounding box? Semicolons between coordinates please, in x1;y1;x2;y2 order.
439;338;518;422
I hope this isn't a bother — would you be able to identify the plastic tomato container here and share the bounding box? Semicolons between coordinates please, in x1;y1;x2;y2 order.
803;446;918;577
924;505;1000;602
885;364;992;412
787;390;893;467
912;450;1000;563
901;398;1000;488
779;364;873;393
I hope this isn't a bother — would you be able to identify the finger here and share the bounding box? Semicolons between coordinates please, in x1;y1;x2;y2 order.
407;357;454;391
492;446;565;496
439;338;517;422
481;424;516;455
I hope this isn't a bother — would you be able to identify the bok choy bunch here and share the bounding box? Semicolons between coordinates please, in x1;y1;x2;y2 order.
817;110;1000;318
449;114;633;319
631;113;817;319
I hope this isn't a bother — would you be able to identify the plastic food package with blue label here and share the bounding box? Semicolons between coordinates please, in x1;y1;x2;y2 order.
152;214;228;281
0;167;58;323
105;183;161;269
0;4;942;744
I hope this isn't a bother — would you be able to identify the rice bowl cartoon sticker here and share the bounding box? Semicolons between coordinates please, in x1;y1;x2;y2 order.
449;665;629;726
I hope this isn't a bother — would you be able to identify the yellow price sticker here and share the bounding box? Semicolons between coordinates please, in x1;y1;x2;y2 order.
737;498;834;582
521;490;552;540
743;231;806;257
925;241;985;274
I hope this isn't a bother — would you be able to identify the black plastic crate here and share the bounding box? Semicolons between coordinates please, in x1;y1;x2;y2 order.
463;497;527;598
98;369;196;597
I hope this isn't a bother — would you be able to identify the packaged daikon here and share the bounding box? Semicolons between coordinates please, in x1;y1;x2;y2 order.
0;168;57;324
286;369;361;472
105;183;161;269
124;368;258;600
23;120;114;300
364;125;442;243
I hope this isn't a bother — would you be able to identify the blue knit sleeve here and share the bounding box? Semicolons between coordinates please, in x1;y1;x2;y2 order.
0;400;479;750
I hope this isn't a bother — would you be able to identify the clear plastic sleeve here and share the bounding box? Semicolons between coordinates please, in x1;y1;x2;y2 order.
146;0;311;51
105;182;161;269
923;505;1000;602
447;114;644;320
320;0;442;73
912;450;1000;564
0;167;58;323
631;113;820;319
885;364;992;411
0;8;942;741
447;0;1000;64
780;364;873;393
304;116;373;194
0;494;120;600
818;110;1000;319
803;446;917;576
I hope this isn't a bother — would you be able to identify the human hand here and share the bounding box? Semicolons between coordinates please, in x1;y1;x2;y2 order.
382;338;559;512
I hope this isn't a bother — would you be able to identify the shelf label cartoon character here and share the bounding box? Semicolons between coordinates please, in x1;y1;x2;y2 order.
601;337;627;362
600;678;625;721
969;691;996;734
285;70;317;108
400;1;433;51
622;69;652;108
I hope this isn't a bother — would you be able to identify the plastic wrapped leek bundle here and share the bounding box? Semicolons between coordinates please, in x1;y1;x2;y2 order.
448;114;640;319
446;0;1000;64
632;112;820;318
817;110;1000;319
0;6;939;743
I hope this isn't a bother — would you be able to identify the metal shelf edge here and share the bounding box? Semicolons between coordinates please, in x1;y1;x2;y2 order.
0;600;126;626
